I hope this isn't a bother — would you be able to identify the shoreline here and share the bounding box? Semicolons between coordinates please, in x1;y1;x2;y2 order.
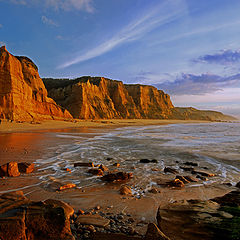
0;119;214;133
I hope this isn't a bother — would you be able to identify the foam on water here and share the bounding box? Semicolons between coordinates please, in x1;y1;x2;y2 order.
32;122;240;192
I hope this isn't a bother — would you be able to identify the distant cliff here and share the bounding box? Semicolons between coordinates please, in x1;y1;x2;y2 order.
0;46;72;121
43;77;236;121
43;77;174;119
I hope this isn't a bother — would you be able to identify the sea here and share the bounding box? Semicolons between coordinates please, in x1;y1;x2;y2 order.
35;122;240;195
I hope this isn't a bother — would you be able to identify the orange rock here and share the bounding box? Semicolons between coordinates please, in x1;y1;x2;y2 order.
168;179;185;188
58;183;76;191
0;46;72;121
120;185;132;195
0;162;20;177
99;164;108;172
113;163;120;167
18;162;34;174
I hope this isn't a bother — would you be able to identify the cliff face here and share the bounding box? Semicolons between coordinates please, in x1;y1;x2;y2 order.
0;46;72;121
43;77;174;119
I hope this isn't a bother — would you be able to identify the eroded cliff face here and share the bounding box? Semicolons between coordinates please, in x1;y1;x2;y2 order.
43;77;174;119
0;46;72;121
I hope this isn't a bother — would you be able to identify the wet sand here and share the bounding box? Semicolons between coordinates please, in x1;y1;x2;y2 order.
0;120;234;233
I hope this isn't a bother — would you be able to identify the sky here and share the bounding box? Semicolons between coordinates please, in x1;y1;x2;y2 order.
0;0;240;118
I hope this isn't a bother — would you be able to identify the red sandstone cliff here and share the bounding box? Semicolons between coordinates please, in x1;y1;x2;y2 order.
0;46;72;121
43;77;174;119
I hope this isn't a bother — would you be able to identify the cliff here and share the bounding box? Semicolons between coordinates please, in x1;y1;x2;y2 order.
43;77;236;121
43;77;174;119
0;46;72;121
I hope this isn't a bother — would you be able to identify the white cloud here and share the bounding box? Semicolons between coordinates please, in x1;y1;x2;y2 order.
7;0;94;12
41;16;58;27
59;0;188;68
0;24;2;28
46;0;94;13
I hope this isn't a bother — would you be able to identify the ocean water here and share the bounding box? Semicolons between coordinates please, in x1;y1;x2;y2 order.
36;122;240;193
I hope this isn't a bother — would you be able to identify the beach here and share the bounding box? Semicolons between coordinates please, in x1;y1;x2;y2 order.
0;120;239;239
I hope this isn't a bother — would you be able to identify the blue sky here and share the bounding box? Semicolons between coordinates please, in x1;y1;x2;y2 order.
0;0;240;118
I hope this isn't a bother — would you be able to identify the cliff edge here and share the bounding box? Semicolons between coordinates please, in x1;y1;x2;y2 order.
0;46;72;121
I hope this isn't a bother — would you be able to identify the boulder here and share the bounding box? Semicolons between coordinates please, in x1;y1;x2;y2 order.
192;170;215;177
0;162;20;177
18;162;34;174
88;168;104;176
0;191;75;240
164;167;178;174
101;172;133;182
58;183;76;191
168;179;184;188
74;162;94;167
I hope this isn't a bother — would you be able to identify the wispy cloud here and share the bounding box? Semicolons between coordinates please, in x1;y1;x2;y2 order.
0;41;6;46
156;73;240;95
6;0;94;12
59;0;188;68
0;24;3;28
41;16;58;27
194;49;240;65
151;20;240;47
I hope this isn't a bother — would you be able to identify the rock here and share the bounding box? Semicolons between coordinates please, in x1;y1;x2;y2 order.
192;170;215;177
180;166;194;172
140;159;158;163
74;162;94;167
184;162;198;167
236;181;240;188
120;186;132;195
183;175;199;182
0;191;75;240
43;76;174;120
113;163;120;167
106;157;113;161
101;172;133;182
175;176;190;184
18;162;34;174
211;191;240;207
0;47;72;121
0;162;20;177
88;168;104;176
144;223;171;240
164;167;178;174
196;175;209;181
58;183;76;191
44;199;74;219
149;188;158;194
99;164;109;172
77;209;85;215
86;225;96;232
76;214;110;227
168;179;184;188
92;232;143;240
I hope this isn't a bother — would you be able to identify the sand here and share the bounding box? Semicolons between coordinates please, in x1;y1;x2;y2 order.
0;118;233;232
0;119;211;133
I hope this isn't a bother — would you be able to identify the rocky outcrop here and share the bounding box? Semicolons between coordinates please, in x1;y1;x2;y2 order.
0;46;72;121
0;191;75;240
43;77;174;119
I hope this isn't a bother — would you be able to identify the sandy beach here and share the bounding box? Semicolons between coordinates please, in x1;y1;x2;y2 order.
0;119;238;239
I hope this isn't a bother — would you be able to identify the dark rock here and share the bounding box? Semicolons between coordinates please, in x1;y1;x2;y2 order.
175;176;190;184
183;175;199;182
140;159;151;163
99;164;109;172
0;162;20;177
113;163;120;167
149;188;158;194
236;181;240;188
184;162;198;167
106;158;113;161
164;167;178;174
144;223;171;240
88;168;104;176
101;172;133;182
192;170;215;177
180;166;194;172
92;232;143;240
74;162;94;167
18;162;34;174
196;175;209;181
168;179;184;188
211;191;240;207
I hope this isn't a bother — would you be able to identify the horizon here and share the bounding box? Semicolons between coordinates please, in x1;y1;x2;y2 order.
0;0;240;118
